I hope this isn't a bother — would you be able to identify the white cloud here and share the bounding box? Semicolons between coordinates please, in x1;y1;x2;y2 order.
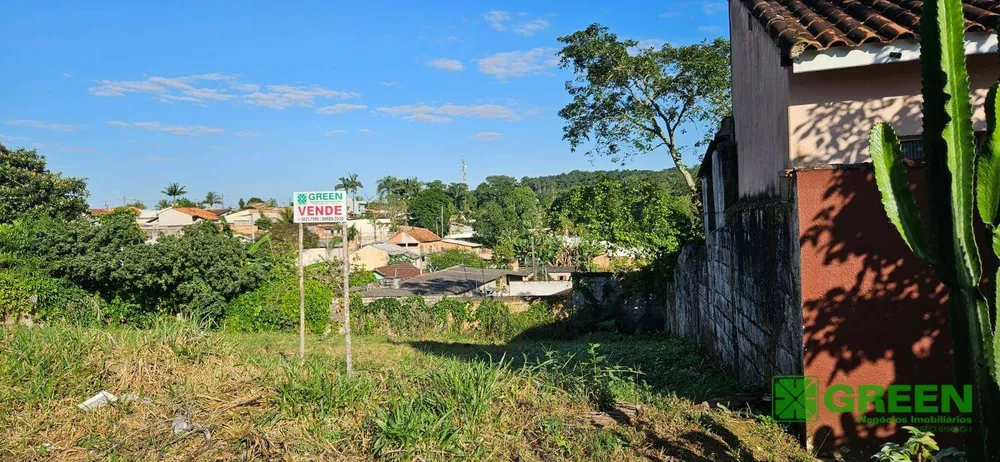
234;130;261;137
0;133;28;142
379;81;400;87
408;114;453;123
108;121;224;136
89;73;360;109
358;128;371;133
427;58;465;72
62;72;73;79
471;131;503;142
702;1;726;15
324;129;347;136
483;10;511;31
512;19;550;37
245;85;360;110
698;25;723;34
5;120;77;132
375;103;519;122
477;48;559;80
316;103;368;115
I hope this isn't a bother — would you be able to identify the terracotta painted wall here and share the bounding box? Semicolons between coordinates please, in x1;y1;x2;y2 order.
796;167;957;455
729;0;791;198
788;53;997;165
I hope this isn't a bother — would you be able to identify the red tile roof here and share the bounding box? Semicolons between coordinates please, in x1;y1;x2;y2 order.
374;263;422;280
174;208;220;221
741;0;1000;59
389;227;442;243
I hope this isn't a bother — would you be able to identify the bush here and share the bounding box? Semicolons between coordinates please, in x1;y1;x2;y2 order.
349;270;377;287
433;298;471;332
473;298;514;341
223;271;331;334
0;265;103;326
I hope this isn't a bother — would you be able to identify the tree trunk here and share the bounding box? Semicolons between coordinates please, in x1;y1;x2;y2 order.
668;146;698;195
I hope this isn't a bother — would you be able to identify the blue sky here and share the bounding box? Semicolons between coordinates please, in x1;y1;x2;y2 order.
0;1;729;208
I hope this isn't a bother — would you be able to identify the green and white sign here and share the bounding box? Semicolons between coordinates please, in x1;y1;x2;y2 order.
293;191;347;223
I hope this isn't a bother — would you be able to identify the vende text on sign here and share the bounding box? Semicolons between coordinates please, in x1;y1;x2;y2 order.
293;191;347;223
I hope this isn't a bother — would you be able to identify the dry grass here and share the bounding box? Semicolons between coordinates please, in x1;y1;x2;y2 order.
0;324;811;461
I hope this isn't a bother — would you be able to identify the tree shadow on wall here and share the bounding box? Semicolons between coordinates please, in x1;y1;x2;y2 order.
790;77;922;165
798;166;969;456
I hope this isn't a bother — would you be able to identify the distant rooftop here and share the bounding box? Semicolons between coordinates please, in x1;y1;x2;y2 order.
362;266;526;297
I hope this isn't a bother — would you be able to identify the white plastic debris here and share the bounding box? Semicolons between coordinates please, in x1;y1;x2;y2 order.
77;391;117;411
171;416;193;436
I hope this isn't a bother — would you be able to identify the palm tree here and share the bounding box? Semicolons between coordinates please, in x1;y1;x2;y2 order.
202;191;222;209
377;176;400;200
161;182;187;206
277;206;294;224
337;173;363;214
156;199;172;210
400;177;422;200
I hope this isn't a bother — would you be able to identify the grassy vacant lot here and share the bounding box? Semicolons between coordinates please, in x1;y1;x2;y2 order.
0;325;810;461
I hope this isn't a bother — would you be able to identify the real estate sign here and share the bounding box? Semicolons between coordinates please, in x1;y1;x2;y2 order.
293;191;347;223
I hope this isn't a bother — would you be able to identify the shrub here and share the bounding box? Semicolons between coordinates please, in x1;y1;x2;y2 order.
224;272;331;334
349;270;377;287
432;298;471;332
473;298;513;340
275;359;374;418
0;265;103;326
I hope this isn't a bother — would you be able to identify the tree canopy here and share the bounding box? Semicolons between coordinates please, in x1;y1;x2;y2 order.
557;24;731;194
0;144;88;224
409;188;453;236
472;176;539;247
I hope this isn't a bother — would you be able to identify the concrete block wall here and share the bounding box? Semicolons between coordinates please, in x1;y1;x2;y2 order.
672;184;804;385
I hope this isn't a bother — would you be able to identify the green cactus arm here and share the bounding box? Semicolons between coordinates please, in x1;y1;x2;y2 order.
977;83;1000;228
933;0;982;287
869;123;933;263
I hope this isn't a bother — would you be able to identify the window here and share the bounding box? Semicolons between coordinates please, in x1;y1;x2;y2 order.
900;133;987;160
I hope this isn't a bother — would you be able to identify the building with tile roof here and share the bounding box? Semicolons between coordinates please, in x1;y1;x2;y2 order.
683;0;998;455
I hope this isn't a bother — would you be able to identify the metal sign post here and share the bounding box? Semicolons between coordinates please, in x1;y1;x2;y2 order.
292;191;347;362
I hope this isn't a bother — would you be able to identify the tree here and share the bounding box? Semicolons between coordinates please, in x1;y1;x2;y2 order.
246;197;265;206
337;173;364;214
175;197;198;208
557;25;731;195
124;200;147;209
446;182;470;216
377;176;401;200
203;191;222;208
238;198;246;209
161;182;187;206
156;199;172;210
400;177;422;200
427;249;486;271
0;144;88;224
472;176;539;247
549;177;701;255
410;188;453;235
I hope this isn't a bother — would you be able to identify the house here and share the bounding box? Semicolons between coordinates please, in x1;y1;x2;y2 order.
373;262;422;280
351;243;420;270
388;226;443;254
361;266;529;299
543;266;574;282
140;207;220;241
222;206;284;239
437;238;493;260
681;0;999;455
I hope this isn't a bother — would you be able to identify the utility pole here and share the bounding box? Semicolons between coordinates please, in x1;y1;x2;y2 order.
342;223;354;375
440;205;444;238
297;223;305;359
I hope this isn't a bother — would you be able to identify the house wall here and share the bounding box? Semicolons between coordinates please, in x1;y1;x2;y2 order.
730;0;791;198
788;53;997;165
153;209;198;226
351;246;389;271
509;281;572;297
796;167;957;454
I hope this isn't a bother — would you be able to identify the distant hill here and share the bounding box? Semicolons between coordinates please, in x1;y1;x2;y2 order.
520;168;693;201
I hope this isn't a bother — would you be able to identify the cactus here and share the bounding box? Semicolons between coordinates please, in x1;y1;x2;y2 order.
869;0;1000;457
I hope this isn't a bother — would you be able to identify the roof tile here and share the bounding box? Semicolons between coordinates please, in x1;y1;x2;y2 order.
743;0;999;58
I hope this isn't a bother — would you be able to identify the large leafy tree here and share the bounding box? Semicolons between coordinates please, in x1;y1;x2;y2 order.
549;177;701;255
472;176;539;247
446;182;470;216
409;188;453;236
557;25;731;194
427;248;485;271
161;182;187;206
0;144;88;224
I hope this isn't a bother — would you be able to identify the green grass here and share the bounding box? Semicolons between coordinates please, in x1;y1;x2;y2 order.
0;324;810;461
